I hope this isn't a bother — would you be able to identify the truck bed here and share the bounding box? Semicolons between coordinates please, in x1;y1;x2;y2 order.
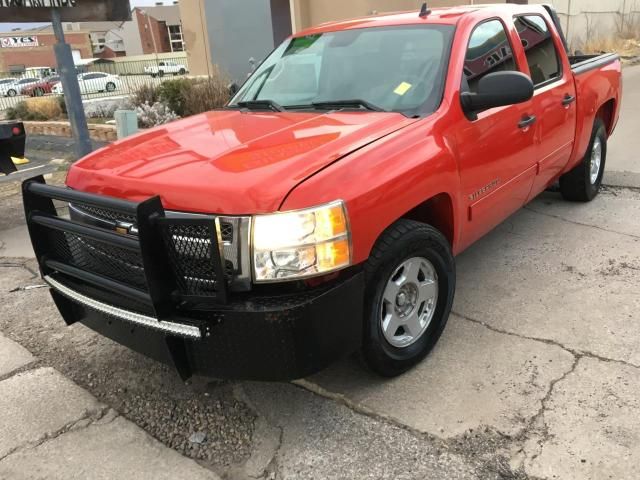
569;53;620;74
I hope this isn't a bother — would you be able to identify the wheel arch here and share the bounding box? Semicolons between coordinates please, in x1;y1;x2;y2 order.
596;98;616;137
400;192;455;249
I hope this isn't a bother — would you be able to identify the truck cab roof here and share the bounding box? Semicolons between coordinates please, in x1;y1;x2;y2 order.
296;3;552;36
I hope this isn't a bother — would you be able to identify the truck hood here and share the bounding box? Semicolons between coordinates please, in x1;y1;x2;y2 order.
66;110;416;214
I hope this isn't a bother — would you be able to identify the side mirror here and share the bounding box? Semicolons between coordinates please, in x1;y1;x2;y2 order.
461;71;534;114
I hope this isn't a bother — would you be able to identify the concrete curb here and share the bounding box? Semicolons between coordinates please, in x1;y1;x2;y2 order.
0;334;220;479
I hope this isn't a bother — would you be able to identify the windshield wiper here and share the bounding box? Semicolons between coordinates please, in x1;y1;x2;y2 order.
311;99;385;112
236;100;285;112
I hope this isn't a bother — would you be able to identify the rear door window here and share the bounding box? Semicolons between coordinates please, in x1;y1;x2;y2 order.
514;15;562;87
463;19;517;93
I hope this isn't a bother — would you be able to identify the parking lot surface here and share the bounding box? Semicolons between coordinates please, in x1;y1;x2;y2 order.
0;66;639;480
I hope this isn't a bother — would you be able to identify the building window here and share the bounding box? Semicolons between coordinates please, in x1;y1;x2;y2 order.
167;24;184;52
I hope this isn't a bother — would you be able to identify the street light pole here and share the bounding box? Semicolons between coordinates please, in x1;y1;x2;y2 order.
51;8;92;159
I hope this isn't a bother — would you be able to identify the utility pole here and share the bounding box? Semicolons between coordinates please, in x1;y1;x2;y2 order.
51;8;93;159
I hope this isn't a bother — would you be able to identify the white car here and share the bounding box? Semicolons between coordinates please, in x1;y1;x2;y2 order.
52;72;122;95
0;77;41;97
144;61;188;77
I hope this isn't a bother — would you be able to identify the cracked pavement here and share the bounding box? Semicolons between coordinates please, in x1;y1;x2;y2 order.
1;66;639;479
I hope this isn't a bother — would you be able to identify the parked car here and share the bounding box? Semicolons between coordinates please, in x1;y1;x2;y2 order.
52;72;121;95
0;77;41;97
144;61;188;77
22;3;621;381
22;75;61;97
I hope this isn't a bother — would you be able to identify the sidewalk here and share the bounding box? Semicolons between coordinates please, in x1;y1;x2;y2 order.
0;333;220;480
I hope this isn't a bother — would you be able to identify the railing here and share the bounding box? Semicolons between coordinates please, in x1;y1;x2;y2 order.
0;56;190;113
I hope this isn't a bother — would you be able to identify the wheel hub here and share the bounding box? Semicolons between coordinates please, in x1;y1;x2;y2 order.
380;257;439;349
395;284;418;316
590;137;602;185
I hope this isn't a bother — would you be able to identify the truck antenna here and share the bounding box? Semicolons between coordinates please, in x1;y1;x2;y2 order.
419;2;431;18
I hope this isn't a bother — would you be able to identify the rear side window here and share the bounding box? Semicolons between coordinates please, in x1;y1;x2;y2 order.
514;15;562;86
463;19;517;93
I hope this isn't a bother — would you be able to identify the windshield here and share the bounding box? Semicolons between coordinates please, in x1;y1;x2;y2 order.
230;25;454;116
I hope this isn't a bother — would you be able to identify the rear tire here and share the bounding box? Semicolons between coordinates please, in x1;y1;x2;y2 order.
179;68;186;75
559;118;607;202
7;89;17;97
34;88;44;97
158;70;165;78
362;220;455;377
105;82;116;92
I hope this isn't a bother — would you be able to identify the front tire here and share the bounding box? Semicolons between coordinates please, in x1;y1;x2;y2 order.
105;82;116;92
362;220;455;377
559;118;607;202
7;89;17;97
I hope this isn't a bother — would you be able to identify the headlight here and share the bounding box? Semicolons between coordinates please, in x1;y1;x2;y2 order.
252;200;351;282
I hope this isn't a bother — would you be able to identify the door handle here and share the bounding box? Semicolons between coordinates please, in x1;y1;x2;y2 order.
518;115;537;129
562;94;576;106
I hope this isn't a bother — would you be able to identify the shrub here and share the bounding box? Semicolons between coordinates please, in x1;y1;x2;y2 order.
56;95;67;115
132;83;159;108
6;98;61;121
136;102;179;128
182;75;232;116
84;97;132;118
6;102;31;121
157;78;191;117
26;97;62;120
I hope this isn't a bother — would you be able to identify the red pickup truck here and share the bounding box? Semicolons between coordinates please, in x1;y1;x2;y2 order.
23;3;621;380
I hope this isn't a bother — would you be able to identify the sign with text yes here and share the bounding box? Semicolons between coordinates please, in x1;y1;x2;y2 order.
0;36;39;48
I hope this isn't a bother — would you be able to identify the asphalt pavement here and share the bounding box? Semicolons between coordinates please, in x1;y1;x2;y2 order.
0;66;639;479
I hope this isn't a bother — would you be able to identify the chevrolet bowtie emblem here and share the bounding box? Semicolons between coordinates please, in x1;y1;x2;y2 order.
114;221;135;235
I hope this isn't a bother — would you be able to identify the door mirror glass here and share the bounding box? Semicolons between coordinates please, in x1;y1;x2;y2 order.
461;71;533;113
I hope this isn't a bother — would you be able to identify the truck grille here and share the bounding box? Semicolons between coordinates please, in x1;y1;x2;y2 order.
48;228;147;290
68;203;247;296
160;222;234;296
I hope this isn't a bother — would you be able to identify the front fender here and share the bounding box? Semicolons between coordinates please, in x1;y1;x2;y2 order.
280;118;461;264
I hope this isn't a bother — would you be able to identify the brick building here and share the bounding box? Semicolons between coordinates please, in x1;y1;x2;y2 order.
0;28;92;74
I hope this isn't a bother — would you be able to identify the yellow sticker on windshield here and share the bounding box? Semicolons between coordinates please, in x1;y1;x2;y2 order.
394;82;413;96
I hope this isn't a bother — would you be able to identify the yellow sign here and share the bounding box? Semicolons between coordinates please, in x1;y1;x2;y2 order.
394;82;413;96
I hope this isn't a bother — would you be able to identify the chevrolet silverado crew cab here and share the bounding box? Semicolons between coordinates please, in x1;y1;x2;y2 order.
23;3;621;381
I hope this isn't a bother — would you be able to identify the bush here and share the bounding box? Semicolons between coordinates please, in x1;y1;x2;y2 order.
136;102;179;128
132;83;159;108
6;98;62;121
26;97;63;119
57;95;67;115
182;75;232;116
131;71;233;122
84;97;132;118
156;78;191;117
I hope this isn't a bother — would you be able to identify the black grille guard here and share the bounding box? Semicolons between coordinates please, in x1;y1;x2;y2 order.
22;176;232;340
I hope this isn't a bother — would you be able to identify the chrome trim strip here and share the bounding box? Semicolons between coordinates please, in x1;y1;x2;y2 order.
44;275;201;339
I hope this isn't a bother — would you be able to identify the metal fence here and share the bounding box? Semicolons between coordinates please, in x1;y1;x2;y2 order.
0;56;190;114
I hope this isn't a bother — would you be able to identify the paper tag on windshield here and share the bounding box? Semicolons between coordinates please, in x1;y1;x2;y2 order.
394;82;413;96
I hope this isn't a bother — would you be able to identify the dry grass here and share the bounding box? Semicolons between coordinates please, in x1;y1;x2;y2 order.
24;97;63;120
182;73;232;117
581;36;640;56
578;10;640;58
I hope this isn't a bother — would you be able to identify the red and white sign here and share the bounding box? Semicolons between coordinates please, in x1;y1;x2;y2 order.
0;36;39;48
